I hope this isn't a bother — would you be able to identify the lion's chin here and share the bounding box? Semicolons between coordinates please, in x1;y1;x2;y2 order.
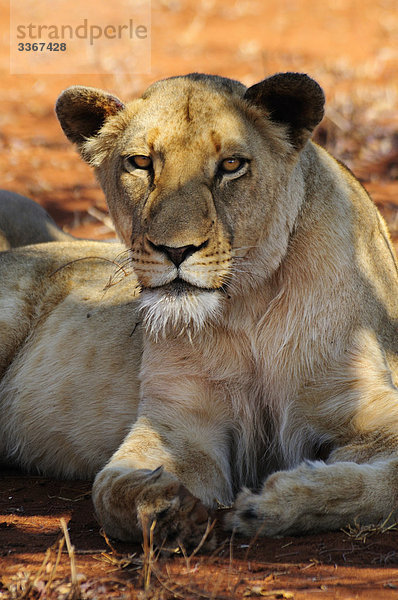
139;281;223;339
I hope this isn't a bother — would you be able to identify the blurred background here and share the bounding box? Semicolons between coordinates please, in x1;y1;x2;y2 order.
1;0;397;242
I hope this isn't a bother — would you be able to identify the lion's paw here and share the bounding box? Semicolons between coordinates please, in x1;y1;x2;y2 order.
93;465;214;549
224;484;290;538
225;464;350;538
225;488;269;537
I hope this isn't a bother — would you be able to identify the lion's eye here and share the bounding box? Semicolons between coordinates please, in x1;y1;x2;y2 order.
219;157;245;173
125;155;152;170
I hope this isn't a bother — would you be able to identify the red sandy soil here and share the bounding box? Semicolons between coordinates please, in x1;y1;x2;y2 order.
1;0;398;598
3;469;398;599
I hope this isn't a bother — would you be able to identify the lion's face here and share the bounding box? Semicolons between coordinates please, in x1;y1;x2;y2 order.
56;73;324;335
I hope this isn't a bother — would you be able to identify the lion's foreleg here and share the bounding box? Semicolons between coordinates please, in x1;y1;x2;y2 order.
226;331;398;538
225;455;398;537
92;410;232;547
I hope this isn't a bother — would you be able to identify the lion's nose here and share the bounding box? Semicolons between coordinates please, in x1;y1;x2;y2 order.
148;240;207;267
155;244;198;267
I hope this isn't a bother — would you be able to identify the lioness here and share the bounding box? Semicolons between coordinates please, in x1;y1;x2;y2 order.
2;72;398;548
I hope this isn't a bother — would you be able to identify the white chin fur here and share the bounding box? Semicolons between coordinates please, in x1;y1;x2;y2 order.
139;287;222;339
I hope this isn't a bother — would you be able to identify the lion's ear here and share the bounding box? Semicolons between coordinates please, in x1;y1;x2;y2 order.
55;86;125;149
244;73;325;150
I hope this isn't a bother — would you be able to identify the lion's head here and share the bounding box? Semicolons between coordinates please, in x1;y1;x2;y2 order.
56;72;324;336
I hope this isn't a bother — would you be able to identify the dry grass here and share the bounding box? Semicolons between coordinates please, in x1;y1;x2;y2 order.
0;516;222;600
342;513;398;544
0;520;123;600
0;537;67;599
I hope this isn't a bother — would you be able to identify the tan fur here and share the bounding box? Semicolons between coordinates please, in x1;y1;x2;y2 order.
2;72;398;547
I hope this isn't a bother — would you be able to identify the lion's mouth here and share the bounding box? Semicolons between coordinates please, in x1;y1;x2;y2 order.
139;277;224;336
142;277;220;296
164;277;194;295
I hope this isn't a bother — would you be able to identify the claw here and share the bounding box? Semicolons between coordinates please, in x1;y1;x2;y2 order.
241;507;258;520
148;465;164;481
